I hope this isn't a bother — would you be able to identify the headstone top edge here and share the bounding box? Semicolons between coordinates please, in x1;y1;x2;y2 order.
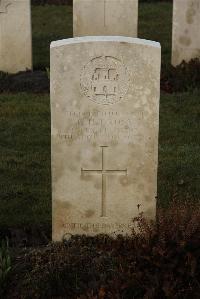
50;36;161;49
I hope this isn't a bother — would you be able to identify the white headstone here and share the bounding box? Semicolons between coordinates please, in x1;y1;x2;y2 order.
73;0;138;37
0;0;32;73
172;0;200;66
51;36;161;241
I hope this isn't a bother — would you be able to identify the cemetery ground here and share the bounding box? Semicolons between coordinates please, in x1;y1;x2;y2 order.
0;2;200;298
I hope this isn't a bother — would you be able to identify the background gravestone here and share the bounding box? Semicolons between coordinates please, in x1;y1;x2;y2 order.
51;36;161;241
0;0;32;73
172;0;200;66
73;0;138;37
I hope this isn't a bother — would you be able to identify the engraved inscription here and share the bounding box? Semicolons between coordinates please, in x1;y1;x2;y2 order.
63;222;133;232
57;110;144;144
81;146;127;217
0;0;11;13
80;56;130;105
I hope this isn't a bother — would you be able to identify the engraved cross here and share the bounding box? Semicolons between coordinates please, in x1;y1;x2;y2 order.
81;146;127;217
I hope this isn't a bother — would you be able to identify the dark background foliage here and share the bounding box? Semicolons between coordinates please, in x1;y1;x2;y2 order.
1;59;200;94
31;0;73;5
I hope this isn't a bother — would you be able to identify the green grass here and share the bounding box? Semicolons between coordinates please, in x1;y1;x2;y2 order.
158;90;200;205
0;91;199;228
138;2;172;64
32;5;73;69
32;2;172;69
0;93;51;227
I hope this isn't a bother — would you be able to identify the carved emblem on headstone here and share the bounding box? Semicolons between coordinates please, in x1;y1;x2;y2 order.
0;0;11;13
80;56;130;105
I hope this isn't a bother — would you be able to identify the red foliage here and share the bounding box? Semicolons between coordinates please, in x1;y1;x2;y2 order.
5;201;200;299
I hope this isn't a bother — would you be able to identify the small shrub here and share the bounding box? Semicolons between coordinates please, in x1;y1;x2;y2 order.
161;59;200;93
5;202;200;298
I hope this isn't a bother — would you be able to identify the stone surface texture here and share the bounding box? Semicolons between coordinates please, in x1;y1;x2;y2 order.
172;0;200;66
0;0;32;73
51;37;161;241
73;0;138;37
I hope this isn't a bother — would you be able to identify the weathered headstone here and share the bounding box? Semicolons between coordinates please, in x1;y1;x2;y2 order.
73;0;138;37
51;36;161;241
172;0;200;66
0;0;32;73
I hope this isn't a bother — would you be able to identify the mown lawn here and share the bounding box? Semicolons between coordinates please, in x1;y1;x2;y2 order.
158;90;200;206
0;93;51;228
138;2;172;64
32;5;73;69
0;2;199;230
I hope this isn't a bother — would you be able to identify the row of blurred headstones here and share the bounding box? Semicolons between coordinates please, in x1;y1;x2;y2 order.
0;0;199;74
